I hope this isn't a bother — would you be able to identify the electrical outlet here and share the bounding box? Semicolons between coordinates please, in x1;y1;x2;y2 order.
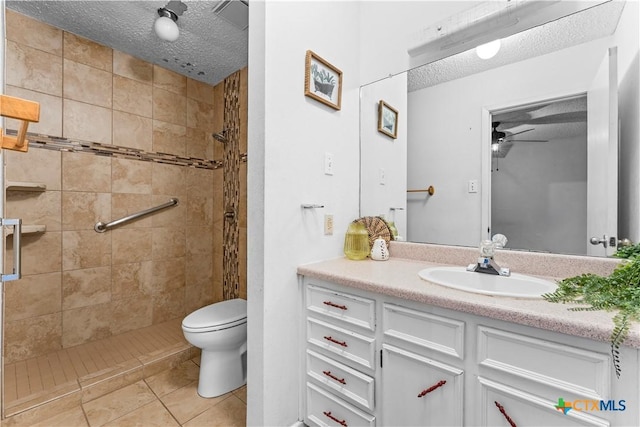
379;168;386;185
324;153;334;175
324;214;334;235
468;179;479;193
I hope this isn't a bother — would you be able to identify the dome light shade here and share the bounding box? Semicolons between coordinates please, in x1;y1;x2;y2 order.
155;8;179;42
476;39;501;59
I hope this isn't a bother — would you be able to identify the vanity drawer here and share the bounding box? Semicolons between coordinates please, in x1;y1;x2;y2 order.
477;376;608;427
477;326;611;400
383;303;464;360
307;284;376;331
306;382;375;427
308;317;376;371
307;349;375;411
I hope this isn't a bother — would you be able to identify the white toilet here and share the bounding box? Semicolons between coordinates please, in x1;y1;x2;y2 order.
182;298;247;398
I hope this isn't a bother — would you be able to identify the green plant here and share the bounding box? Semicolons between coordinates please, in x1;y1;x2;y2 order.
542;258;640;378
614;242;640;259
311;64;335;85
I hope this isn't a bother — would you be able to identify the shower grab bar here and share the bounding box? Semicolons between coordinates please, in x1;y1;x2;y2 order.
94;198;179;233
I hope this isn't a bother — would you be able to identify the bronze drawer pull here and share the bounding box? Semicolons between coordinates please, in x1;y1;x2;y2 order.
323;336;348;347
323;370;347;385
323;411;348;427
323;301;348;310
417;380;447;397
494;401;517;427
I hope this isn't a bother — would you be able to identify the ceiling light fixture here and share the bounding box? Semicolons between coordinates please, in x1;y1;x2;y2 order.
476;39;501;60
154;1;187;42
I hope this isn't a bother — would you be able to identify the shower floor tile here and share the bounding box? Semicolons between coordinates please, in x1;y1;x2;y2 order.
3;318;192;417
1;360;247;427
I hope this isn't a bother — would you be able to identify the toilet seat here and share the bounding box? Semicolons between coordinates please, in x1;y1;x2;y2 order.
182;298;247;333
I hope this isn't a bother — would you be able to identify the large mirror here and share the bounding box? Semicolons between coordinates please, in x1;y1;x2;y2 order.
360;0;639;257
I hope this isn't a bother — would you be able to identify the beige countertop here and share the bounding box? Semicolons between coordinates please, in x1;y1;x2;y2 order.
297;253;640;349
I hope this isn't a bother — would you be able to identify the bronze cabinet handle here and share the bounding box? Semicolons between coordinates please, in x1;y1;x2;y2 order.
417;380;447;398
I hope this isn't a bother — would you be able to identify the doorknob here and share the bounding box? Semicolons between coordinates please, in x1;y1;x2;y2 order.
617;238;633;249
590;235;617;248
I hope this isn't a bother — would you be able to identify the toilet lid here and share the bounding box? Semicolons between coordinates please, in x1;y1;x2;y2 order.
183;298;247;329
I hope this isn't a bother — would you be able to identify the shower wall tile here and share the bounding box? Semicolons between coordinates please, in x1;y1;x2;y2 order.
111;194;153;229
63;32;112;72
185;282;215;315
186;196;214;226
5;85;62;137
187;98;215;131
112;158;153;194
110;297;153;335
151;259;186;323
62;303;111;348
212;83;225;135
6;148;62;191
151;258;185;294
152;88;187;126
186;127;214;160
112;111;153;151
5;10;63;55
111;228;153;265
152;227;186;261
113;50;153;83
150;195;186;227
6;40;63;96
186;168;214;198
7;190;62;232
5;313;62;364
62;151;112;192
152;120;186;156
187;78;214;105
112;262;153;301
63;99;112;144
62;230;112;270
62;267;112;310
152;288;185;324
62;192;111;231
63;59;113;108
152;163;186;196
185;227;213;257
113;75;153;118
4;272;62;322
153;66;186;96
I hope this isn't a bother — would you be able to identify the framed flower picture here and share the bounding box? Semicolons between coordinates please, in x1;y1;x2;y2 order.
304;50;343;110
378;100;398;139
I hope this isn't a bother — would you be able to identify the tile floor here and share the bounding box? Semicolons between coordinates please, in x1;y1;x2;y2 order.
1;358;247;427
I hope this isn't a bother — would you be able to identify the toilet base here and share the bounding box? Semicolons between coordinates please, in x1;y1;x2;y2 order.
197;348;247;398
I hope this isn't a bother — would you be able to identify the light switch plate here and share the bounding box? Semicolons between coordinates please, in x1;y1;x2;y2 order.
324;153;334;175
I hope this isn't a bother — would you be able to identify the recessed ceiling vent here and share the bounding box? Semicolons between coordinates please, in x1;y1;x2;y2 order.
213;1;249;31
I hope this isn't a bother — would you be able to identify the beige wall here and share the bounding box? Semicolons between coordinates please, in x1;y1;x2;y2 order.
2;10;246;363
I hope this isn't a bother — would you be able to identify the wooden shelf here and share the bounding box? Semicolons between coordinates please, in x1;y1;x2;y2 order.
6;181;47;192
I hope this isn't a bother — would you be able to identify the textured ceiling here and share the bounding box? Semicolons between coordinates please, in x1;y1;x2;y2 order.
408;1;625;92
6;0;248;86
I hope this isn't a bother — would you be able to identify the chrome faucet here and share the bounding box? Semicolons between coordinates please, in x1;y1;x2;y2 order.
466;236;510;277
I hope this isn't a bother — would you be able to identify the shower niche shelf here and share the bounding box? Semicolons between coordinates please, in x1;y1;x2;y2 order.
5;224;46;236
6;181;46;192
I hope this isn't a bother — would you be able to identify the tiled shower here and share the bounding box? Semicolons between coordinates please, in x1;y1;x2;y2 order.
1;9;247;417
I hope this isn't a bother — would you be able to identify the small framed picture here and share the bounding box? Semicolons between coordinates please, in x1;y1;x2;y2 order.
304;50;343;110
378;100;398;139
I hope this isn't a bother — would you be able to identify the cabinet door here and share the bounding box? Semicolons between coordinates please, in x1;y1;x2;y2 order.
478;377;610;427
381;344;463;426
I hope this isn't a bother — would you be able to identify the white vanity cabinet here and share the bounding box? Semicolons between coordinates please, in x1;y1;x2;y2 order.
303;283;378;426
300;277;640;427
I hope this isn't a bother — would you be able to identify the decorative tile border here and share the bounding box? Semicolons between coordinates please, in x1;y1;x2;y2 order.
8;130;225;170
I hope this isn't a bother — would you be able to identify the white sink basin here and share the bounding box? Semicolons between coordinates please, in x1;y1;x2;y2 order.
418;266;557;299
